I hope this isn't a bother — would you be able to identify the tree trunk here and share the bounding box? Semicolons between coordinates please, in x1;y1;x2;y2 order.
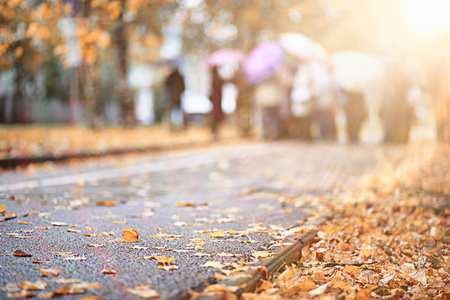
116;0;136;127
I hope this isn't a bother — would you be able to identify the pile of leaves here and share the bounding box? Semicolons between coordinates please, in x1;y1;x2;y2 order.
0;125;238;160
199;146;450;299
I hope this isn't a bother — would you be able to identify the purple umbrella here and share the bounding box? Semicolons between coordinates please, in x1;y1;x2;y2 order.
243;42;285;85
206;49;244;67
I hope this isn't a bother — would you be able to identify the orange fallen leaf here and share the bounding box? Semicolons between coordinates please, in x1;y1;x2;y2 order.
7;290;35;298
18;220;32;225
158;265;179;270
295;278;316;291
21;280;47;290
101;269;118;274
96;201;117;206
68;229;81;233
13;249;32;257
126;285;159;298
156;256;175;265
122;227;140;242
38;267;60;277
0;204;4;212
53;285;86;295
35;226;51;229
78;296;104;300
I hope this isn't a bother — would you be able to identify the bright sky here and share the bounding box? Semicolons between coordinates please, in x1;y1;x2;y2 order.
398;0;450;35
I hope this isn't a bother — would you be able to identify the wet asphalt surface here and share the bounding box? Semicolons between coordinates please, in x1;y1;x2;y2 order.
0;142;381;299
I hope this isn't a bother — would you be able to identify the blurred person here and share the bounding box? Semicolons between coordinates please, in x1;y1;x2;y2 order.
165;67;186;131
309;61;337;141
290;63;313;141
341;89;367;143
255;74;283;140
234;68;252;137
209;66;225;140
380;63;414;143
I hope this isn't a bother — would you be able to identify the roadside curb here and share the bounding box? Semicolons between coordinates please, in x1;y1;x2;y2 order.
0;140;217;170
196;230;318;300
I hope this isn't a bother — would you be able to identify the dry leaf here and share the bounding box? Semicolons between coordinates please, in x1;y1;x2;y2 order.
53;285;86;295
217;253;242;257
51;222;68;226
79;296;104;300
21;280;47;290
35;226;51;229
122;227;140;242
7;290;35;298
68;229;81;233
126;286;159;298
210;230;225;238
96;201;117;206
200;261;225;268
0;204;5;212
193;253;211;257
18;220;32;225
13;249;32;257
158;265;179;270
252;251;274;259
38;267;60;277
101;269;118;274
156;256;175;265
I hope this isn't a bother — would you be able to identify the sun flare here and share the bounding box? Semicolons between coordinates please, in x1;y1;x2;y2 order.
399;0;450;35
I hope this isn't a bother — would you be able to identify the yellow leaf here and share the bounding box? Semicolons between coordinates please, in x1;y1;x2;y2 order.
18;219;31;224
101;269;118;274
0;204;5;212
122;227;140;242
210;230;224;238
96;201;117;206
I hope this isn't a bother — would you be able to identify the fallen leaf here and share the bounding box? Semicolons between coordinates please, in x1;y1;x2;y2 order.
193;253;211;257
87;244;105;248
217;253;243;257
158;265;179;270
7;290;35;298
101;269;117;274
18;220;32;225
156;256;175;265
96;201;117;206
13;249;32;257
295;278;316;291
200;261;225;268
78;296;104;300
210;230;225;238
122;227;140;242
252;251;274;259
64;256;86;261
68;229;81;233
38;267;60;277
126;286;159;298
35;226;51;229
51;222;68;226
130;246;148;250
21;280;47;290
53;285;86;295
0;204;4;212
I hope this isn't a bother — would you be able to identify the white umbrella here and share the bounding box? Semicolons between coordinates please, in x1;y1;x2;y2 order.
330;50;385;93
279;32;327;61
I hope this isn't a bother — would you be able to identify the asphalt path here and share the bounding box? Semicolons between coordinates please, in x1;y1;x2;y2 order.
0;142;381;299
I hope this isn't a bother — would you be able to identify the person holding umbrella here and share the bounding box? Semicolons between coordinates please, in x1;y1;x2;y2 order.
209;66;226;140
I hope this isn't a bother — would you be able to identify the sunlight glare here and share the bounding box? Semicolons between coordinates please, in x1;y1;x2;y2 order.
399;0;450;35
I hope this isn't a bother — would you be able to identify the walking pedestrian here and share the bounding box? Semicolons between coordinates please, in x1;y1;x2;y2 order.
255;75;283;140
209;66;225;140
342;89;367;143
165;67;186;131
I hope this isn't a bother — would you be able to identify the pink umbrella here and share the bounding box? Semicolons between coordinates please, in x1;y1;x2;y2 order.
206;49;244;67
243;42;285;85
